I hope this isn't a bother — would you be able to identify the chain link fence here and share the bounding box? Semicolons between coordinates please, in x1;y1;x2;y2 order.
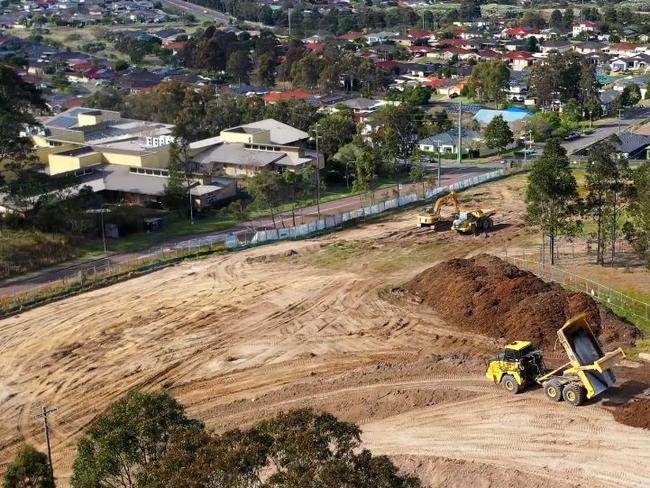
501;254;650;324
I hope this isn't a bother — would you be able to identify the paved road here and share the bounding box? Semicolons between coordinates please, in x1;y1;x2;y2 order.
563;107;650;154
161;0;230;24
0;164;498;299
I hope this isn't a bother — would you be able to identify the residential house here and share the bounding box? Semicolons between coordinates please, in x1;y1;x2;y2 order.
539;39;572;54
503;51;534;71
607;42;644;56
418;129;481;155
573;41;605;55
190;120;321;177
612;133;650;160
572;21;598;38
366;31;396;45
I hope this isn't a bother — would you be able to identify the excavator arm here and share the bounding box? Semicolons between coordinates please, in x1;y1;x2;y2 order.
432;191;459;216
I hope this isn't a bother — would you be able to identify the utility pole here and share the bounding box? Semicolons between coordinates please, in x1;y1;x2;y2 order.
288;8;292;37
457;101;462;164
36;406;57;483
437;142;442;187
617;108;623;134
314;124;322;220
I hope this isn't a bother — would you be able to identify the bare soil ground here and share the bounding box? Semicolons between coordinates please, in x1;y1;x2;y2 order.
1;176;649;488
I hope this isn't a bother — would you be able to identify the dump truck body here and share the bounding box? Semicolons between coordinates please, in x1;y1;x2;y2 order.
485;313;625;406
451;209;495;233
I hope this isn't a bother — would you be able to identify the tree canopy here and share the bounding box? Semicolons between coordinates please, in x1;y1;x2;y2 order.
4;445;54;488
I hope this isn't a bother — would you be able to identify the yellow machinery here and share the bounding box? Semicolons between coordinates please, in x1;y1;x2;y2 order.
451;209;496;234
485;313;626;406
417;191;459;228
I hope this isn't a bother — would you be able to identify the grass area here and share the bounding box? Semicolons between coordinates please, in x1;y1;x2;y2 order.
0;230;79;279
79;216;238;255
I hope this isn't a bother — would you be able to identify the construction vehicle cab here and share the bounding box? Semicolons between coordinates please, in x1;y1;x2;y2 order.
485;341;545;394
486;314;626;406
417;191;459;228
452;209;495;234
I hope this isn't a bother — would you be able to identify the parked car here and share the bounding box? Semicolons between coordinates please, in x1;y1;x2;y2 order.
563;132;580;141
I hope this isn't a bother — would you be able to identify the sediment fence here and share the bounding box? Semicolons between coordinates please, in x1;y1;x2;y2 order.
0;169;507;316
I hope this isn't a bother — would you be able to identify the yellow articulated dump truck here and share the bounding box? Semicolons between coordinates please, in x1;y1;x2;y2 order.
485;313;626;406
451;209;495;234
417;191;459;229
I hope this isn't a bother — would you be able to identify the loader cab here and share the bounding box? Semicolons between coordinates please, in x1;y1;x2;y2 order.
500;341;535;361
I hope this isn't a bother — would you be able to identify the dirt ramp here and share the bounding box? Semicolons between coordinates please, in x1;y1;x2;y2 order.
405;254;639;349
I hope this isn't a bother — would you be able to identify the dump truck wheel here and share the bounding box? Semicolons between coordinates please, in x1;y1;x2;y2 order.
501;375;521;394
544;381;563;402
563;384;586;406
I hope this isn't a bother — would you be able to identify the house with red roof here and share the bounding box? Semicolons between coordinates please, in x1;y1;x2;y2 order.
162;39;187;53
305;42;326;52
409;45;434;56
502;26;539;39
263;89;314;104
573;21;598;37
503;51;535;71
608;42;643;56
340;32;363;42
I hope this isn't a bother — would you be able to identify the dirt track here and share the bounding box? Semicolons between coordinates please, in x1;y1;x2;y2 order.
1;176;649;487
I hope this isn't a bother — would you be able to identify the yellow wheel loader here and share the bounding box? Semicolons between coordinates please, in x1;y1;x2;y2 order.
485;313;626;406
417;191;459;229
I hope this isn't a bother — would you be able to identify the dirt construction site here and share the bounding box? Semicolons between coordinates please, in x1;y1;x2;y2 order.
1;174;650;487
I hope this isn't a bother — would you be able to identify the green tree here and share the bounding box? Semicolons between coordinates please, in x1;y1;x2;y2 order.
626;162;650;266
371;105;424;176
331;141;363;189
524;36;539;53
585;139;631;265
525;138;580;264
467;60;510;106
550;9;563;29
483;115;513;154
226;50;251;84
563;8;574;28
139;409;421;488
405;86;433;106
353;147;377;199
530;51;582;107
248;170;282;229
409;156;426;196
71;391;202;488
311;110;356;162
0;65;47;186
162;142;188;216
282;169;310;226
4;445;54;488
254;53;276;86
458;0;480;21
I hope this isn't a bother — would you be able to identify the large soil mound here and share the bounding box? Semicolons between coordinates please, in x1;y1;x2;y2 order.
613;399;650;430
405;254;640;349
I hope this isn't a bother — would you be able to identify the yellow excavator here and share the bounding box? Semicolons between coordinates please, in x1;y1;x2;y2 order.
417;191;459;228
485;313;626;406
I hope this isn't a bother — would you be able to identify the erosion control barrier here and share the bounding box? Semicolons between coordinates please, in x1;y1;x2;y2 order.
247;169;506;245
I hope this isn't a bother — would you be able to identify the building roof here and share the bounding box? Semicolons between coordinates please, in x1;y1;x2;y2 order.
238;119;309;145
419;129;481;147
474;108;532;126
615;133;650;156
193;143;284;168
263;89;314;103
340;97;381;111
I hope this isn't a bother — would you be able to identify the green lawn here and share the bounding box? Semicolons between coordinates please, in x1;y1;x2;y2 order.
79;216;239;255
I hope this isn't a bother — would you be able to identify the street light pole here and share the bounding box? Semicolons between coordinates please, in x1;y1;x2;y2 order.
437;143;441;188
617;108;623;134
100;209;106;255
314;123;322;220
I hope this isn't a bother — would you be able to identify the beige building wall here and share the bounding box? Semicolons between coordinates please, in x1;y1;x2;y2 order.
49;151;103;175
221;129;271;144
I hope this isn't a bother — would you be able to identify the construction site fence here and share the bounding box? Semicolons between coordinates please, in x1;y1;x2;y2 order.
502;254;650;324
245;169;507;246
0;169;507;316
